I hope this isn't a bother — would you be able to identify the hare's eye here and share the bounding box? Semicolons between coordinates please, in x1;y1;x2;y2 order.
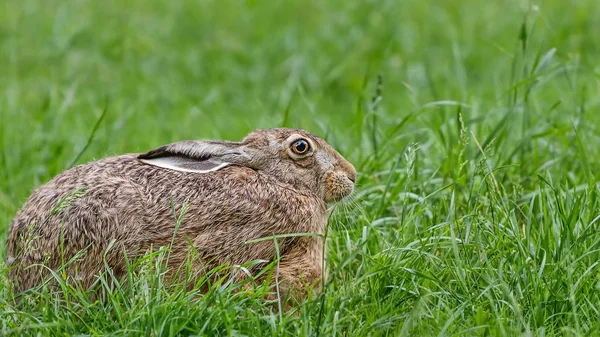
291;139;310;155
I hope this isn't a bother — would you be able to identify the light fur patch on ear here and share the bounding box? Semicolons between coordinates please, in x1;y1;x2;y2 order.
139;156;232;173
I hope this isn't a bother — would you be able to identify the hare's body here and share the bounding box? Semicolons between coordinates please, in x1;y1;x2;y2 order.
7;128;355;303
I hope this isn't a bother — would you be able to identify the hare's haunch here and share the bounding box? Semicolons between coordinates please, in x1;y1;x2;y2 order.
6;128;356;303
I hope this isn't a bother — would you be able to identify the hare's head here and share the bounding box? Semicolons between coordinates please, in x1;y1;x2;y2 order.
138;128;356;203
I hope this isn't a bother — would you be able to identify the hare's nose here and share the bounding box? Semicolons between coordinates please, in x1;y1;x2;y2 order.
337;158;357;183
347;170;357;183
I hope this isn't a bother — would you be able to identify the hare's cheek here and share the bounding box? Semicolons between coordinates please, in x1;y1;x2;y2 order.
323;172;355;202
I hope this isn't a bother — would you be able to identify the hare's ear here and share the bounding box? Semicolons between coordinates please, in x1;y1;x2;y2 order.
137;140;253;173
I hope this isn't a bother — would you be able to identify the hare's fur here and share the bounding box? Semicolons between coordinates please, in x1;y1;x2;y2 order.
7;128;356;303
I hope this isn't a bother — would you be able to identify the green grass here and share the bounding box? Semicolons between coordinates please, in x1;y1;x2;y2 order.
2;0;600;335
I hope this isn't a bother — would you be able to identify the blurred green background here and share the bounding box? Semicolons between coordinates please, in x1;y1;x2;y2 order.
2;0;600;335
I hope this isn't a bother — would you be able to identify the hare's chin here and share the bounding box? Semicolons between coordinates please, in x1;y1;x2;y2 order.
324;186;354;204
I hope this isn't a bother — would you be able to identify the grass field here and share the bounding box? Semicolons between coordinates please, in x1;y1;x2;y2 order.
2;0;600;335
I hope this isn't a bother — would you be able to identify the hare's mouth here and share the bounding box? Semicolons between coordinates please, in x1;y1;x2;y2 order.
324;172;355;203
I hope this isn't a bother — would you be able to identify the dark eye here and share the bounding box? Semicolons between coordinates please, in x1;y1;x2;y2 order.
291;139;310;155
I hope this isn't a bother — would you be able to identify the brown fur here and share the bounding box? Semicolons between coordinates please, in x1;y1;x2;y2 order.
6;128;356;304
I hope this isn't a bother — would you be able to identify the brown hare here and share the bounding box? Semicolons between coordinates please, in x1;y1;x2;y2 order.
6;128;356;304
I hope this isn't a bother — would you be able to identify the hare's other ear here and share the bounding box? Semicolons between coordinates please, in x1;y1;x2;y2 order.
137;140;254;173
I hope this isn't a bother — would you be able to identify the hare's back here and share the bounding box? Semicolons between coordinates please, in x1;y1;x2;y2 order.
11;153;323;238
